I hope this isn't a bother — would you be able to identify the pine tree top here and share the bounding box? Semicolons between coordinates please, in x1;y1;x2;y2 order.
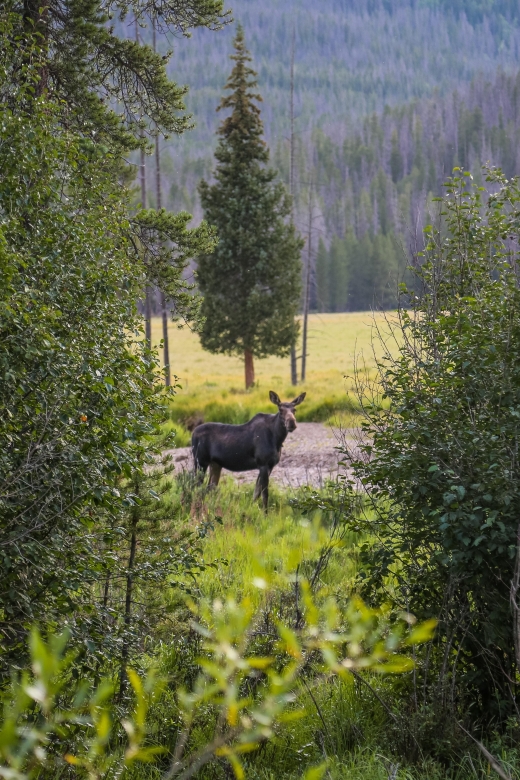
215;25;268;165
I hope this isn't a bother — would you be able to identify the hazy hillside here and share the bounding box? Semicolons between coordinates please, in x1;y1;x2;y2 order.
161;0;520;154
133;0;520;312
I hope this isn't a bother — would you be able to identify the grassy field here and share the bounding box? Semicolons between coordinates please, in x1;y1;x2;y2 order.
141;312;520;779
151;312;396;438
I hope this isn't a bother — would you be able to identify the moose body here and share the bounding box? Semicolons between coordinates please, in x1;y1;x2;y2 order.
192;391;306;510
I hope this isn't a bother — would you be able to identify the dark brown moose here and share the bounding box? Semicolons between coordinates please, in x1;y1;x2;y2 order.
191;391;306;511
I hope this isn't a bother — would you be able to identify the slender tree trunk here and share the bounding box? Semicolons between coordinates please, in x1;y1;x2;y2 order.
136;19;152;351
153;25;171;386
301;180;313;382
289;28;299;386
511;523;520;676
118;489;139;701
245;349;255;389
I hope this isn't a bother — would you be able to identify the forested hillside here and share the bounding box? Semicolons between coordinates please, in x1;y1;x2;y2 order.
163;0;520;149
167;72;520;311
312;68;520;310
136;0;520;311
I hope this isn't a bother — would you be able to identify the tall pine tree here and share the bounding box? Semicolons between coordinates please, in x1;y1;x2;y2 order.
197;26;303;389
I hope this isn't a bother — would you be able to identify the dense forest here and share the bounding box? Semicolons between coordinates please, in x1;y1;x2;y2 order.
311;68;520;310
133;0;520;312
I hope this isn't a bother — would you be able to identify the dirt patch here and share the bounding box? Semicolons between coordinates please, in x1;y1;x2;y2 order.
165;422;359;489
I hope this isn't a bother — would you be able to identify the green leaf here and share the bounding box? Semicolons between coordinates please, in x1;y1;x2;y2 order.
302;761;328;780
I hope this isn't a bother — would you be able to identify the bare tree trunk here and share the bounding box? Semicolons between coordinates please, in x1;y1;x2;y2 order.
511;522;520;675
301;179;313;382
118;488;138;701
245;349;255;389
136;19;152;351
153;25;171;386
289;28;298;387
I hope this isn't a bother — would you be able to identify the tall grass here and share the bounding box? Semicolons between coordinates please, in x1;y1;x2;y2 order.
129;476;520;780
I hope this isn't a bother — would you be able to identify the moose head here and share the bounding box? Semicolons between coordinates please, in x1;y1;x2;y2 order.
269;390;306;432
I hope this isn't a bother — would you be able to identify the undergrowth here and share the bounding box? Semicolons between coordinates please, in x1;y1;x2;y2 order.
130;477;520;780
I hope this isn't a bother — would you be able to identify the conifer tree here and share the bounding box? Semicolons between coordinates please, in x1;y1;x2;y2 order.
197;26;303;389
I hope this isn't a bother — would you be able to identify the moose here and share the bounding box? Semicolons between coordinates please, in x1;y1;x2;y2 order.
192;391;306;511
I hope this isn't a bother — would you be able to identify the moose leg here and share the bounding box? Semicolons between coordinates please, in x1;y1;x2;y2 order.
192;442;208;484
193;460;207;484
253;472;262;502
258;466;270;513
208;462;222;488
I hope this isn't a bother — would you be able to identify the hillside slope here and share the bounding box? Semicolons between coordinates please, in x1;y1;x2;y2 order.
163;0;520;153
133;0;520;312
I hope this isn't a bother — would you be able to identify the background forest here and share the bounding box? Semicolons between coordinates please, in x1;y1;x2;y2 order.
134;0;520;311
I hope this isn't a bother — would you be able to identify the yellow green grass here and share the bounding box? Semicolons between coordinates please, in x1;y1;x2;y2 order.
151;312;396;431
184;480;358;607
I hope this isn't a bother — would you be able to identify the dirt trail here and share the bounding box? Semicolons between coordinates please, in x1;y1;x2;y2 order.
166;422;359;489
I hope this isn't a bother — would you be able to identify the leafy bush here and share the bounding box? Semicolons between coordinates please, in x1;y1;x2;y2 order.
0;588;435;779
346;168;520;731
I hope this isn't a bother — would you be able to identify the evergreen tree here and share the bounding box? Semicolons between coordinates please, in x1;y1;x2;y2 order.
10;0;227;153
197;26;303;389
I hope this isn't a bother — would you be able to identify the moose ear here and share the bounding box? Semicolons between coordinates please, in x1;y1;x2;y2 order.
291;392;306;407
269;390;281;407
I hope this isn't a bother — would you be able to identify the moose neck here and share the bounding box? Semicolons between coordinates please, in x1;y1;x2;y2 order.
274;412;289;448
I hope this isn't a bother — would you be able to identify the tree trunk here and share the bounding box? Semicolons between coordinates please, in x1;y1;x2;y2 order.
301;180;313;382
245;349;255;389
511;523;520;675
290;343;298;385
289;29;299;387
118;495;138;701
153;25;171;386
136;19;152;352
161;291;171;386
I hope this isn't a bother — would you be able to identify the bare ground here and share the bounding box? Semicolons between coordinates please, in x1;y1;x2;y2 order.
166;422;360;489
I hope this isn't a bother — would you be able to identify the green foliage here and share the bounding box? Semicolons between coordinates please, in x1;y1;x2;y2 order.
0;628;166;779
315;232;404;312
0;75;156;658
167;584;433;780
197;27;304;370
0;19;214;671
348;168;520;726
0;576;435;779
132;208;217;322
3;0;228;153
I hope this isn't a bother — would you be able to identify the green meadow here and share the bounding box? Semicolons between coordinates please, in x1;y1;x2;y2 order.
151;312;396;442
138;477;513;780
137;309;520;780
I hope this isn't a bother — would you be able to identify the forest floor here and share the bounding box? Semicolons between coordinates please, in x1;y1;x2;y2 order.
166;421;361;488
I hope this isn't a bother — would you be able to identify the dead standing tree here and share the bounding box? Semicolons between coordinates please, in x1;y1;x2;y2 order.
153;23;171;387
289;28;299;386
136;18;153;351
301;178;316;382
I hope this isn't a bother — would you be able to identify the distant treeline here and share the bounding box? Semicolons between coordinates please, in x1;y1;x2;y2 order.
160;0;520;151
173;68;520;313
305;69;520;311
132;0;520;312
